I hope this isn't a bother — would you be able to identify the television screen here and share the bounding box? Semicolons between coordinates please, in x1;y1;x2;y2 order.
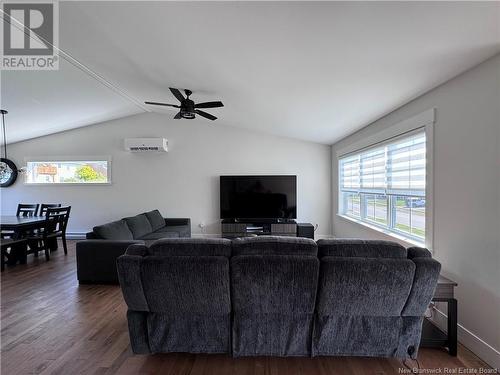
220;175;297;219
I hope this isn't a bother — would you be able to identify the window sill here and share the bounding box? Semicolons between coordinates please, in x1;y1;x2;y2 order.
336;214;424;248
24;182;112;186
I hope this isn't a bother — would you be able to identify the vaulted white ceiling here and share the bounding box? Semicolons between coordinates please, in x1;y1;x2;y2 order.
2;1;499;145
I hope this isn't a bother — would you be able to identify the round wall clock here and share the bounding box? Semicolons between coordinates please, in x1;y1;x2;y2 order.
0;158;18;187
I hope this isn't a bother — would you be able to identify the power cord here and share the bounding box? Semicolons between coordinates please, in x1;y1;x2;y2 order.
424;302;434;319
402;358;421;373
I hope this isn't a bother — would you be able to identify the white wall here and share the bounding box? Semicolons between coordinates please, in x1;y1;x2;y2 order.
0;113;332;236
331;54;500;367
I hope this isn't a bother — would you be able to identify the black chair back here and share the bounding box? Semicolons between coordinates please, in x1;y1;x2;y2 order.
44;206;71;235
17;204;40;217
40;204;62;217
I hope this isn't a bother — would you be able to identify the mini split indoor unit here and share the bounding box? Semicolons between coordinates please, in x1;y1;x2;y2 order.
124;138;168;152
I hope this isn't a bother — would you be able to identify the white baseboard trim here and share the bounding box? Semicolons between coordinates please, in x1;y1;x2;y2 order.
431;307;500;369
67;232;86;240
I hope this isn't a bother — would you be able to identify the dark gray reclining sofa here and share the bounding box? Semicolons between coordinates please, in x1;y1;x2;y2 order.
116;236;440;359
76;210;190;283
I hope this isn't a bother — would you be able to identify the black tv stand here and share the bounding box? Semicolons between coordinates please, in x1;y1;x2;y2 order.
221;219;297;238
223;218;296;224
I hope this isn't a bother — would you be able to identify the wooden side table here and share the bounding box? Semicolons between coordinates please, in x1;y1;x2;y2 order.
420;275;458;356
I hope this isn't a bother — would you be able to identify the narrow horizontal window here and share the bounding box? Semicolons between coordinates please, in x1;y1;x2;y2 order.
339;131;426;244
25;159;110;184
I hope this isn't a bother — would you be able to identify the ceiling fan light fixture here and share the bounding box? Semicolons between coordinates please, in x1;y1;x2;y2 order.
181;112;195;119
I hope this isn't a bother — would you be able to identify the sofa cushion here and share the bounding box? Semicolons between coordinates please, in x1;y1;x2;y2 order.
144;210;165;231
124;214;153;239
232;236;317;256
317;239;406;259
148;238;232;257
317;256;415;316
154;225;190;237
139;232;179;240
93;220;133;240
230;253;319;357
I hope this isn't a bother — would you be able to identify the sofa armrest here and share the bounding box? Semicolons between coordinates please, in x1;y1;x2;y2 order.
76;240;144;284
85;231;98;239
125;243;148;256
164;218;191;227
402;257;441;316
164;218;191;237
117;255;149;312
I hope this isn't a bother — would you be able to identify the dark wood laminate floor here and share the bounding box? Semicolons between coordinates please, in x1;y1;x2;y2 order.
0;240;491;375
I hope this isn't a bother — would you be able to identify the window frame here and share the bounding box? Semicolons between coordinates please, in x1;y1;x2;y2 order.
23;155;112;186
339;191;425;245
336;109;435;250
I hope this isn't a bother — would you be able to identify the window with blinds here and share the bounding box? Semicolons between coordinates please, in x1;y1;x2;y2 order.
339;130;426;243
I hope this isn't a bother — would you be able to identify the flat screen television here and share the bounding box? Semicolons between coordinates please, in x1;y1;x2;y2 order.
220;175;297;219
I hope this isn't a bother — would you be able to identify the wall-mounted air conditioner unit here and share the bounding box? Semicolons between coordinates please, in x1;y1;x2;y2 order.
124;138;168;152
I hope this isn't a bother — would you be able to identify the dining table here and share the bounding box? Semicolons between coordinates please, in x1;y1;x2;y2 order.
1;215;49;265
1;215;48;234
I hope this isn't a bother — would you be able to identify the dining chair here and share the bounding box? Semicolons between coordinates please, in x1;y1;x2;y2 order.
37;204;62;252
16;204;40;217
1;204;39;239
50;206;71;255
14;204;41;253
1;238;27;271
39;203;62;217
27;206;71;260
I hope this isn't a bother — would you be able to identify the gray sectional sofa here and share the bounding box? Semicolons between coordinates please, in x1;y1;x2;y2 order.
76;210;190;283
116;236;441;359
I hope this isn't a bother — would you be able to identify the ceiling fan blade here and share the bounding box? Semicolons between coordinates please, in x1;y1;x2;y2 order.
169;87;185;102
195;101;224;109
145;101;180;108
174;112;182;119
195;110;217;121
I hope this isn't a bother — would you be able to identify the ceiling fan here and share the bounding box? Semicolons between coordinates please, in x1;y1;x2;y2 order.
145;88;223;121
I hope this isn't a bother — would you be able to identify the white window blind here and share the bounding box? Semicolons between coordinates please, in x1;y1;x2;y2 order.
340;131;426;198
340;155;360;191
360;147;386;194
387;133;426;197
